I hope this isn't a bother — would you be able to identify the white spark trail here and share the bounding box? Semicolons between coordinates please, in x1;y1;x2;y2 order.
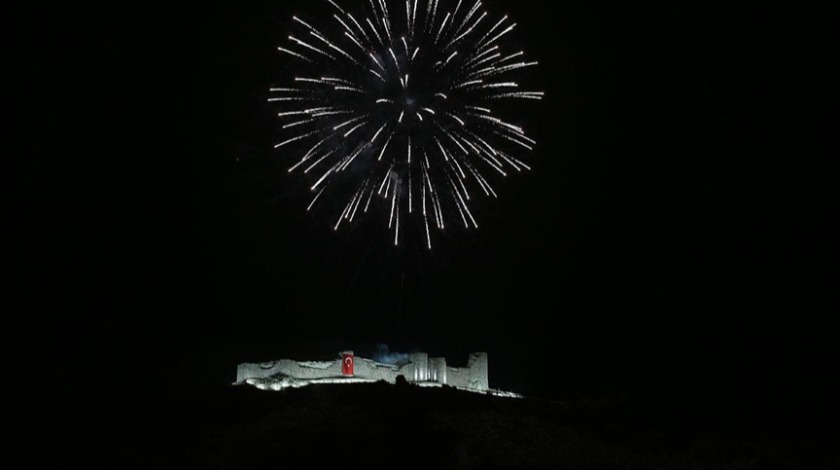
344;121;367;137
278;47;312;62
307;187;326;211
272;0;543;244
378;132;394;161
267;97;311;102
304;151;335;174
366;18;385;46
446;12;487;50
489;91;544;100
275;130;317;149
435;13;451;44
454;0;482;38
348;14;373;45
289;36;336;60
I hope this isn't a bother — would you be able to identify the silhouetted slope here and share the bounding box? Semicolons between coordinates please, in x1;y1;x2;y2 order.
127;382;835;469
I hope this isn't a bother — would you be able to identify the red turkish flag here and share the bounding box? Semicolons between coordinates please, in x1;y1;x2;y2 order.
341;352;354;376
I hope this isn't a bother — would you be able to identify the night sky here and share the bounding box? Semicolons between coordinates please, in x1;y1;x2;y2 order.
8;0;836;445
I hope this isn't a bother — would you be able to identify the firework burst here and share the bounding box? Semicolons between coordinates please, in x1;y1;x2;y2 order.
271;0;543;249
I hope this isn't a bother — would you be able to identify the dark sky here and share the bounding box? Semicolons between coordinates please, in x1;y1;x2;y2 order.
8;0;836;429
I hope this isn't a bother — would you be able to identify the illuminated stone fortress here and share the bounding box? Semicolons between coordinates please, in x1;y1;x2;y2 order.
235;351;515;396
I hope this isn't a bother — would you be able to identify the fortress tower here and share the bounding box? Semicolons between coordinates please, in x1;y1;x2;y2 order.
235;351;496;395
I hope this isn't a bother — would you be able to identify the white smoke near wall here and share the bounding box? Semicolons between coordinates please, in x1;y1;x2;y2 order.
373;344;411;365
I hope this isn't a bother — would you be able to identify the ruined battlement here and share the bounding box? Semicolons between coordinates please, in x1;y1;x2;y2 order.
235;351;490;393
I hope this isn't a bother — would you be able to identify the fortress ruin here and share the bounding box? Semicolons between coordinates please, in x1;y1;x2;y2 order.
236;351;519;397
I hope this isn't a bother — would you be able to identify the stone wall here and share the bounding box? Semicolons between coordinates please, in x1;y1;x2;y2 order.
444;352;489;391
236;351;489;392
